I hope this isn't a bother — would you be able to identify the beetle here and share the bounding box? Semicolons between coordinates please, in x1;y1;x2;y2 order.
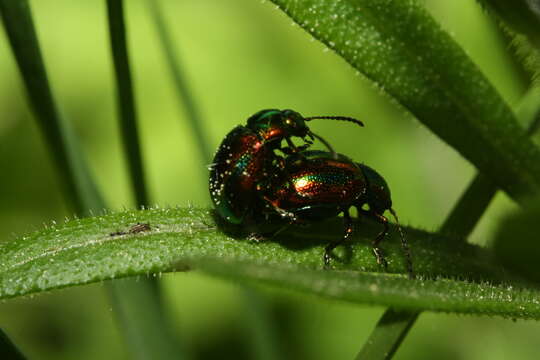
262;150;414;277
209;109;364;227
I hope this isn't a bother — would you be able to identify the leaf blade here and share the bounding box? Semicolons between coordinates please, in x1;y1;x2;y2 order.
196;258;540;319
2;207;540;319
269;0;540;203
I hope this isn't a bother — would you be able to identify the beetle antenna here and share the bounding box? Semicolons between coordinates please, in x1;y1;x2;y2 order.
309;131;338;159
389;208;414;279
305;115;364;127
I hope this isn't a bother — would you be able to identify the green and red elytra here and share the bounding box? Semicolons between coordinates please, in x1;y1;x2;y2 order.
208;109;364;226
263;150;413;277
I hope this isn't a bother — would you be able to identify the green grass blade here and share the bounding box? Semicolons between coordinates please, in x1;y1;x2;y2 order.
0;328;26;360
145;0;211;163
493;201;540;283
358;86;540;359
144;2;282;357
519;87;540;136
144;1;282;357
354;310;418;360
0;0;104;214
268;0;540;204
2;207;540;320
193;255;540;319
0;0;106;354
108;278;186;360
241;287;284;360
440;175;498;237
105;2;187;359
106;0;149;207
479;0;540;49
1;1;181;358
105;278;184;360
443;86;540;238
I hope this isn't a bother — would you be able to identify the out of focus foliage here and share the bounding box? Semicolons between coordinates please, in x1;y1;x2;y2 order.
1;1;540;359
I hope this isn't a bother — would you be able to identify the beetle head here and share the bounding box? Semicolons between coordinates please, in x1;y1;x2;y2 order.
279;109;310;137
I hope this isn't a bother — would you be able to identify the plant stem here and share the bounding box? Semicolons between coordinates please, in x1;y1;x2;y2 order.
106;2;186;359
241;288;283;360
144;3;281;357
355;310;418;360
0;328;26;360
356;85;540;359
106;0;150;207
440;175;498;237
0;0;104;353
0;0;104;215
145;0;212;164
108;278;186;360
1;0;181;358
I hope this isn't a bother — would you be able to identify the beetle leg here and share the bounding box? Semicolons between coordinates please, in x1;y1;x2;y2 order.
296;143;311;152
279;146;294;155
248;220;294;244
275;207;297;221
280;137;310;155
271;223;292;237
247;233;267;243
359;209;389;269
285;137;298;152
324;209;354;268
261;195;298;222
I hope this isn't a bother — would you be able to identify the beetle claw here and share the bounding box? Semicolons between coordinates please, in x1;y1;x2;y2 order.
248;233;267;243
323;251;333;269
372;248;388;270
275;207;297;222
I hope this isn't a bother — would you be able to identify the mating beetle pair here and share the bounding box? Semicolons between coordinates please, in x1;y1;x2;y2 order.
209;109;413;277
209;109;362;225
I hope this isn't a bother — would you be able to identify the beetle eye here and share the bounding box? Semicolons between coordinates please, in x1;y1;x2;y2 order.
285;118;293;125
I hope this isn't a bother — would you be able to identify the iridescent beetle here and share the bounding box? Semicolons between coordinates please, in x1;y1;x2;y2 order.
263;150;413;277
209;109;363;227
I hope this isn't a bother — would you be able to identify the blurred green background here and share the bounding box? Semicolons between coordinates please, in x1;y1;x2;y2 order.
0;0;538;359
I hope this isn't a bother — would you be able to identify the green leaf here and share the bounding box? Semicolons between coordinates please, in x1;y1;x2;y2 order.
493;199;540;283
107;0;150;207
0;328;26;360
107;278;186;360
268;0;540;204
196;258;540;319
508;33;540;85
106;3;187;359
355;310;418;360
0;0;104;214
358;84;540;358
2;207;540;319
1;1;182;358
479;0;540;48
145;0;212;164
480;0;540;86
